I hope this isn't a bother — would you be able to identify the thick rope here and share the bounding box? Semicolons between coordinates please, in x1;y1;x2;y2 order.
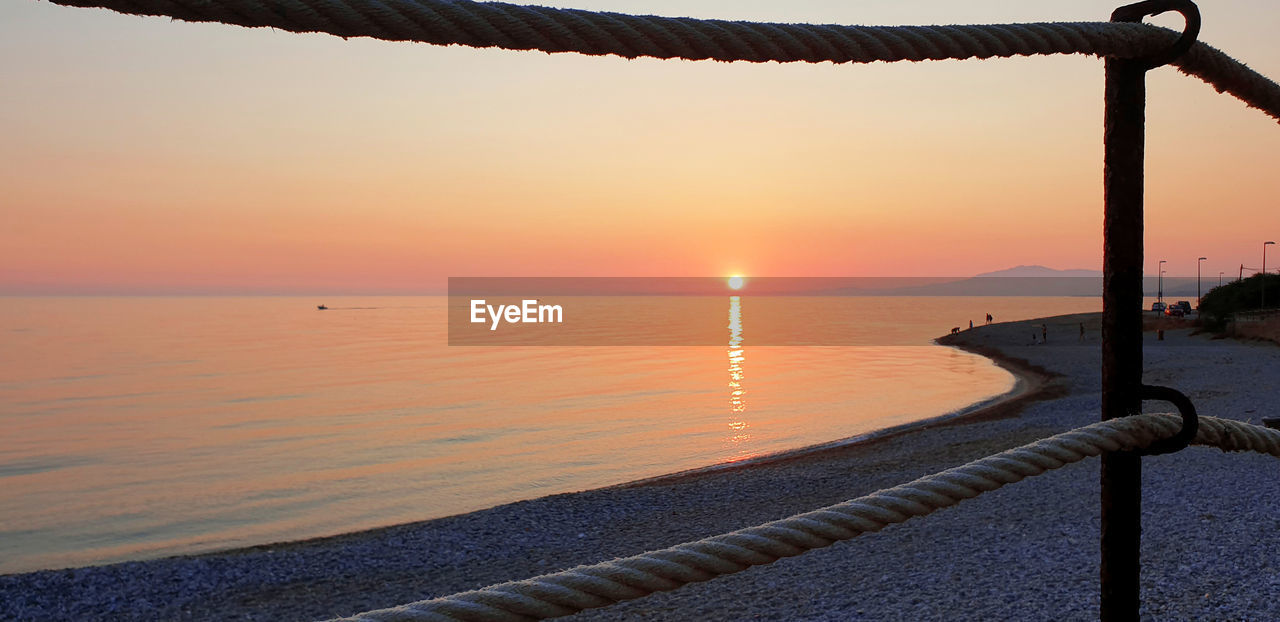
329;414;1280;622
45;0;1280;122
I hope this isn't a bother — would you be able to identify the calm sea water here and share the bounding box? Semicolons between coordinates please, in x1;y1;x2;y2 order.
0;296;1102;574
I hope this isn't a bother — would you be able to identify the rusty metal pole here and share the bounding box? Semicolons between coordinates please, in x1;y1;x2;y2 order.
1101;50;1145;619
1101;2;1199;619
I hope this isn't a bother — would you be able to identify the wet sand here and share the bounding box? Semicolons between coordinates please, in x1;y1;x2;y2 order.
5;312;1280;620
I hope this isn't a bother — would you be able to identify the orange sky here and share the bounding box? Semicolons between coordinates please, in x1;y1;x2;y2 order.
2;0;1279;293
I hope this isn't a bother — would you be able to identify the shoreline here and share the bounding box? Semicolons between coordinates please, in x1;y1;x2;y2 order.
8;311;1280;620
2;331;1056;577
0;318;1079;604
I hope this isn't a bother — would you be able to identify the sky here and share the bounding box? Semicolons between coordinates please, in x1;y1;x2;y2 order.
2;0;1279;294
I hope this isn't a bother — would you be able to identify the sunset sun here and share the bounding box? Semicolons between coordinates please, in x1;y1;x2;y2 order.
727;275;746;291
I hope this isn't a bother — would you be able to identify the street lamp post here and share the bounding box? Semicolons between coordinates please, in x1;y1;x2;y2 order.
1197;257;1207;308
1158;259;1167;304
1264;241;1275;309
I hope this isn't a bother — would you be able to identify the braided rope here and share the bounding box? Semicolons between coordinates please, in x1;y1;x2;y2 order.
329;414;1280;621
46;0;1280;122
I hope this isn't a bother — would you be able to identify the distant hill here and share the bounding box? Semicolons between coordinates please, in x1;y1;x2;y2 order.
859;265;1104;296
920;265;1199;297
974;265;1103;278
762;266;1200;297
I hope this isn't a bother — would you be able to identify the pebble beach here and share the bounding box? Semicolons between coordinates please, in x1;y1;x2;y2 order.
4;312;1280;621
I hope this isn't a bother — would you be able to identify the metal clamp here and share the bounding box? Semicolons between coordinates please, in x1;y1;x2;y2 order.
1137;384;1199;455
1111;0;1201;70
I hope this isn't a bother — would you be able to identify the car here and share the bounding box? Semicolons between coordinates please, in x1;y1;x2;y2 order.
1173;301;1193;314
1151;301;1167;313
1166;306;1184;317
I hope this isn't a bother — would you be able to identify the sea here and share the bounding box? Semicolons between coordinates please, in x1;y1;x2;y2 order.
0;295;1105;574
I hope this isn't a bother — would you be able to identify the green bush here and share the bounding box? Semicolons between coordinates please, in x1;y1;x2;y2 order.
1197;274;1280;329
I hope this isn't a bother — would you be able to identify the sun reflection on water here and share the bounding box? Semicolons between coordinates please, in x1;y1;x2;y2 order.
726;295;751;453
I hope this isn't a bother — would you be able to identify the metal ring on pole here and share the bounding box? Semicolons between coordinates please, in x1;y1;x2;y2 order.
1137;385;1199;455
1111;0;1201;70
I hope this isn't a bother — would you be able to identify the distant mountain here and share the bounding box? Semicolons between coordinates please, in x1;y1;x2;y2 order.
960;265;1202;297
848;265;1104;296
974;265;1103;278
738;266;1197;297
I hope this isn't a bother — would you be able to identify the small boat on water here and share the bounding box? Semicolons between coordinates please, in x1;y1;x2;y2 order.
317;304;328;310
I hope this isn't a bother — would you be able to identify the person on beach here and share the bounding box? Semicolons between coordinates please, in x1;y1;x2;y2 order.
986;313;993;324
1079;322;1085;342
1042;324;1048;344
969;320;974;330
